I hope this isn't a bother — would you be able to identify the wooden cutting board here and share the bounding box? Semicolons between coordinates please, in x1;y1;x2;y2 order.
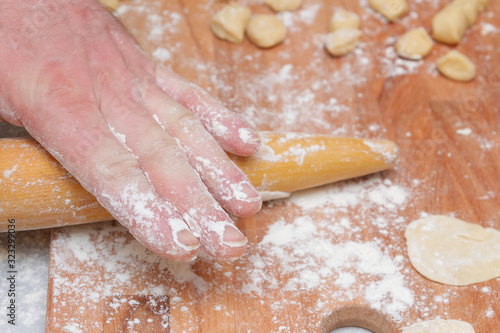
45;0;500;332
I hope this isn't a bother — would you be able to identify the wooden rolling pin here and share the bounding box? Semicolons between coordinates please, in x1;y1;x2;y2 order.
0;132;398;231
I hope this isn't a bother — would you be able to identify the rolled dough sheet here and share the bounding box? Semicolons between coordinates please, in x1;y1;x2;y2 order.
405;215;500;285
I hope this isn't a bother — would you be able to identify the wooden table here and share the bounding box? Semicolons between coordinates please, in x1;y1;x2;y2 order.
45;0;500;332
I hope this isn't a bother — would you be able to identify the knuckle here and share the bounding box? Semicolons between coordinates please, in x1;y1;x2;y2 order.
173;108;195;125
96;151;140;183
146;139;187;168
44;84;76;105
37;61;86;108
171;109;204;133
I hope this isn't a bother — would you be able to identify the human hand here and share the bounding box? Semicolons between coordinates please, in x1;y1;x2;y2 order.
0;0;262;260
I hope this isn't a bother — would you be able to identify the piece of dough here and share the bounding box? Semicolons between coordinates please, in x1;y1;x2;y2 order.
325;29;362;56
436;50;476;82
402;319;475;333
369;0;409;22
264;0;302;12
478;0;490;11
328;9;360;32
210;4;252;43
405;215;500;285
246;15;286;48
454;0;480;25
432;4;469;45
432;0;489;45
395;28;433;60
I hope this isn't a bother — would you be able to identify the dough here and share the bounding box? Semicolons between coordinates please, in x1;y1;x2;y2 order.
264;0;302;12
246;15;286;48
210;4;252;43
325;29;362;56
432;0;489;44
369;0;409;22
395;28;433;60
405;215;500;285
403;319;475;333
436;50;476;82
454;0;480;25
432;2;470;44
328;9;360;32
478;0;490;11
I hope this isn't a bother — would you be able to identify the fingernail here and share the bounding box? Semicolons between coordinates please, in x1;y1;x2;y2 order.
238;128;261;146
236;183;261;202
222;225;248;247
176;229;200;249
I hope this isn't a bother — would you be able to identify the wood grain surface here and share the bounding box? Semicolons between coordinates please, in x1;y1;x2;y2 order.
44;0;500;332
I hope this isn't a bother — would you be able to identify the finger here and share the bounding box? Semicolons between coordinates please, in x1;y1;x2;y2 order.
95;161;201;262
102;17;261;218
84;24;250;258
104;24;260;157
143;85;262;217
154;65;261;156
23;94;199;261
99;83;249;259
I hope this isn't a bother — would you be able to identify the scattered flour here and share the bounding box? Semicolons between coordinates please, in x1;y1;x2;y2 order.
238;127;253;143
254;135;326;166
152;47;172;63
298;3;322;25
2;164;18;178
480;22;497;36
456;128;472;136
363;139;399;164
62;323;84;333
381;45;424;78
478;137;495;151
248;214;414;320
290;175;408;212
278;4;322;31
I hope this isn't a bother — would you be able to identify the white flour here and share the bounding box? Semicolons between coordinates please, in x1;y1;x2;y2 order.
480;21;498;36
456;128;472;136
254;135;326;166
2;164;18;178
290;175;408;212
251;216;414;319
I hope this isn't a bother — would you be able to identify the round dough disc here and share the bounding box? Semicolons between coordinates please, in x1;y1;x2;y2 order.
405;215;500;285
